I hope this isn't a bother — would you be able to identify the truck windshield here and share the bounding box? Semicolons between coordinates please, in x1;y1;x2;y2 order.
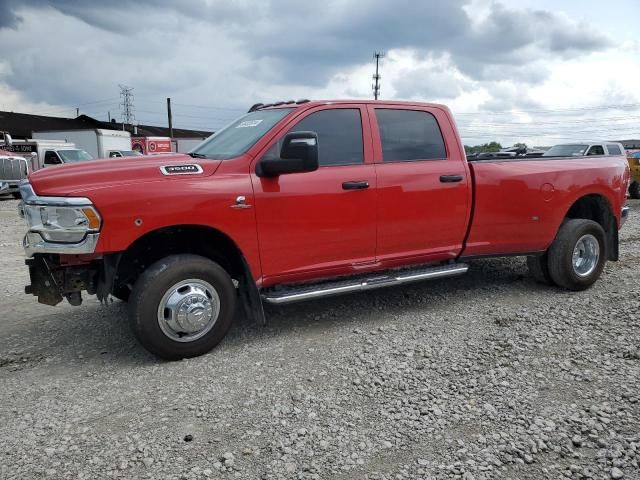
190;108;294;159
59;149;94;162
543;144;589;157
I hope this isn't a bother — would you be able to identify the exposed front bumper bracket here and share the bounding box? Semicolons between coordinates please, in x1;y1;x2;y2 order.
25;256;63;306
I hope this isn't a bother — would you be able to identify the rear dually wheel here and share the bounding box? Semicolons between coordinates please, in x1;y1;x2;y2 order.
547;219;606;291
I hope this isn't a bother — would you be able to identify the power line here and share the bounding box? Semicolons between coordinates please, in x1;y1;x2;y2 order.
170;102;245;112
454;103;640;116
135;108;238;122
23;97;121;116
135;97;245;112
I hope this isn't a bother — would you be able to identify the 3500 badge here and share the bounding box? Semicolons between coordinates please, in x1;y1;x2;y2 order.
160;164;203;175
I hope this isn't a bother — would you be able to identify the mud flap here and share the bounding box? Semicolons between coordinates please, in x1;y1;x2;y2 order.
96;253;121;303
239;255;266;325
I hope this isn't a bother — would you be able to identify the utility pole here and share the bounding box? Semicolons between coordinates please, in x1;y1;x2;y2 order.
119;84;135;127
76;107;79;117
167;97;173;139
372;52;385;100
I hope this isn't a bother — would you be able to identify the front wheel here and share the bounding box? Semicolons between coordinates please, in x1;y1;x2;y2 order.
547;219;606;291
128;254;236;360
630;181;640;199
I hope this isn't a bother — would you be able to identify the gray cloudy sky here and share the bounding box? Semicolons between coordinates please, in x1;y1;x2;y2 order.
0;0;639;146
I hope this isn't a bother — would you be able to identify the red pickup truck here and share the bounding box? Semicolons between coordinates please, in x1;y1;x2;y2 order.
18;100;630;359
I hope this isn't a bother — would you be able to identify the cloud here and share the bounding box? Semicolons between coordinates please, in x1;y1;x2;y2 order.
0;0;22;29
0;1;611;85
450;3;611;77
386;53;474;100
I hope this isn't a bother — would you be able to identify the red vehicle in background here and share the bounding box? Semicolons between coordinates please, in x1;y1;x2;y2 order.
18;100;630;359
131;136;172;155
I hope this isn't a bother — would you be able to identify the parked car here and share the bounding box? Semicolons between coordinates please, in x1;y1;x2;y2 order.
542;142;625;157
18;100;630;359
543;142;636;197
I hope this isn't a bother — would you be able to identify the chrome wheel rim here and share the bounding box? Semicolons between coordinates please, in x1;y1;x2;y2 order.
572;234;599;277
157;279;220;342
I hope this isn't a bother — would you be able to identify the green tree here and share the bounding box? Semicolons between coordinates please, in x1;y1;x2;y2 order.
464;142;503;154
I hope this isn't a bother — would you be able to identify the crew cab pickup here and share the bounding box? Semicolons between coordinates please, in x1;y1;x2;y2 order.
18;100;631;359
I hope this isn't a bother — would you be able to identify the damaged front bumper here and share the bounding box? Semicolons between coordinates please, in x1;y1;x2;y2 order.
25;253;121;306
25;255;100;306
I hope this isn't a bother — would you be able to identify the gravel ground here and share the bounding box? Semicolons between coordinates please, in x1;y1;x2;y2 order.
0;197;638;480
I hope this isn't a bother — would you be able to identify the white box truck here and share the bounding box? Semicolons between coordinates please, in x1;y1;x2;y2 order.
6;139;93;170
33;129;133;159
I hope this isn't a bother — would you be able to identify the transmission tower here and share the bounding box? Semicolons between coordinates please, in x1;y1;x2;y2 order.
372;52;385;100
119;84;135;125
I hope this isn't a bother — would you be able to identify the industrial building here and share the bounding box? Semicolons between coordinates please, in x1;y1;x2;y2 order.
0;111;213;153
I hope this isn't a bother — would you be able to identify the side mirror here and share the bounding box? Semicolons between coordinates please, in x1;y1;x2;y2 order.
257;131;319;177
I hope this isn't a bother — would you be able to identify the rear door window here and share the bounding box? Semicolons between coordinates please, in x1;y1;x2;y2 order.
375;109;447;162
606;144;622;155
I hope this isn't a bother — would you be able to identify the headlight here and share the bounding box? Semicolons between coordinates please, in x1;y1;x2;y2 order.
18;182;101;244
22;204;101;243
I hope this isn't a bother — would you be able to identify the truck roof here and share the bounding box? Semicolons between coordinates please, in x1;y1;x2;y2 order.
256;99;449;111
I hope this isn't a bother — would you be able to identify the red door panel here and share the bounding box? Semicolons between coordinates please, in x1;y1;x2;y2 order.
375;161;470;263
252;165;377;283
250;105;378;287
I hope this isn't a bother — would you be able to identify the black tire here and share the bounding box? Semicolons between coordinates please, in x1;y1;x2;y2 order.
11;192;21;199
526;253;553;285
128;254;236;360
112;286;130;303
547;219;606;291
630;181;640;199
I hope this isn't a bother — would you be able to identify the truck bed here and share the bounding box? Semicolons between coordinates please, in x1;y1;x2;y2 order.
463;154;628;257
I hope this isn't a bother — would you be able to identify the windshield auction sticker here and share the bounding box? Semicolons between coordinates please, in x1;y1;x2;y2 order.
235;119;263;128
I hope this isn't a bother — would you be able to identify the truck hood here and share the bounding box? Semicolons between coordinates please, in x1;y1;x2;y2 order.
28;154;222;196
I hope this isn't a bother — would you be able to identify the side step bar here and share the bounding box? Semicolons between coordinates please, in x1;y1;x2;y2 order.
262;263;469;305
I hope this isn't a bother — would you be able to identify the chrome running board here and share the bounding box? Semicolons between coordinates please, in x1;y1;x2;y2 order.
262;263;469;305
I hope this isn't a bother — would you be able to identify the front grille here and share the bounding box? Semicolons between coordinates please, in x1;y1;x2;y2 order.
0;157;28;182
